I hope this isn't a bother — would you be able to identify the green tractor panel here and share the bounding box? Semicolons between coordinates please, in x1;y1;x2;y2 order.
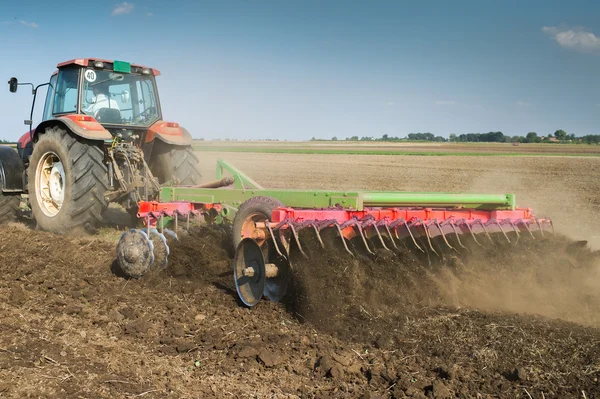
1;58;201;233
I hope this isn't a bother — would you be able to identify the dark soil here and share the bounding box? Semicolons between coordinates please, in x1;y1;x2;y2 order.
1;222;600;398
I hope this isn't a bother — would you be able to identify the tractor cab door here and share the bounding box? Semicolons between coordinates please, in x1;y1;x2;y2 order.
41;74;58;122
52;67;79;115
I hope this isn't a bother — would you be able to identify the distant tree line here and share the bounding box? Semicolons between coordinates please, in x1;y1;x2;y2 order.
311;129;600;144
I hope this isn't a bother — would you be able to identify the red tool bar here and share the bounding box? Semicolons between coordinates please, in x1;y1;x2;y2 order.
136;201;223;227
269;207;537;224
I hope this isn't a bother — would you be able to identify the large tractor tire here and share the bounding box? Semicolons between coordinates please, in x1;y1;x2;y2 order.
0;192;20;223
28;126;109;233
148;141;201;186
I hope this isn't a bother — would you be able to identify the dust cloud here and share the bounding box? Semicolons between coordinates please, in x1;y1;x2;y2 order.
431;235;600;328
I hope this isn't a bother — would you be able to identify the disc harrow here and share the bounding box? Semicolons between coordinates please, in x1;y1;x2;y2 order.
115;158;555;307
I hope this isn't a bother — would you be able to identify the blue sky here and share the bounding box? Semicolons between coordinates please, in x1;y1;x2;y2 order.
1;0;599;141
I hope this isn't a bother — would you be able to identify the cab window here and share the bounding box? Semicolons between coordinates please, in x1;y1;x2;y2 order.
53;68;79;114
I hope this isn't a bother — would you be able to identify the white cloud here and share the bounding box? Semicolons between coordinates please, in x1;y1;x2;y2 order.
19;20;38;28
542;25;600;54
146;12;153;17
516;100;531;107
112;2;134;15
387;102;395;106
435;100;456;105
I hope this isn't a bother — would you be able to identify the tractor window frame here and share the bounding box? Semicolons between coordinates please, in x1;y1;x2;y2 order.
42;74;58;122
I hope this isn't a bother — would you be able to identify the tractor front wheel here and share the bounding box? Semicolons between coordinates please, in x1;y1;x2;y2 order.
28;127;109;233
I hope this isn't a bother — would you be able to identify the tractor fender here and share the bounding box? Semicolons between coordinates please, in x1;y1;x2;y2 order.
0;145;25;192
145;120;193;146
33;115;112;142
17;131;33;161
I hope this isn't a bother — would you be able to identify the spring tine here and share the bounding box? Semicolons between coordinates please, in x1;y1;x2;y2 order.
449;221;469;252
335;223;354;257
507;220;520;244
289;222;309;259
389;218;405;229
550;219;555;235
356;224;375;255
434;220;457;252
311;223;325;249
174;212;178;235
463;220;484;247
475;219;494;244
393;224;408;249
423;223;440;257
489;219;510;243
160;214;165;235
146;215;151;236
383;223;399;249
404;221;425;253
186;213;190;230
266;222;285;258
393;225;400;240
519;219;535;239
535;218;544;237
372;223;391;251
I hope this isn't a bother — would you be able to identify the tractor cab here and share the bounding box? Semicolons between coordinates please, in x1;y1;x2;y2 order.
45;59;162;128
9;58;192;164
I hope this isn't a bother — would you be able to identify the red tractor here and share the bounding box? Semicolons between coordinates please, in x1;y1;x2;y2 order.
2;58;201;233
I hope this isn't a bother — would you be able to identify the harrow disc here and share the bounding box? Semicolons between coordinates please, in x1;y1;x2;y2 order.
147;228;170;270
264;241;292;303
116;229;155;279
234;238;266;307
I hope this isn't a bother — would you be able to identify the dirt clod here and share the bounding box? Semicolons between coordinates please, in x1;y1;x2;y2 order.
237;346;259;359
258;349;283;367
431;380;452;398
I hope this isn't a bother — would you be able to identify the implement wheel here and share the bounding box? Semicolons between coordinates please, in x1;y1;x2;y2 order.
28;126;108;233
232;196;292;304
232;196;284;248
148;141;202;186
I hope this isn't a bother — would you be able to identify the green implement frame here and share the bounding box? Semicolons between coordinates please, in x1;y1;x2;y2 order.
156;159;516;224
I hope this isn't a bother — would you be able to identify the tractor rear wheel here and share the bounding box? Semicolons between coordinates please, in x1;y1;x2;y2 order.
28;126;109;233
0;192;20;223
149;141;201;186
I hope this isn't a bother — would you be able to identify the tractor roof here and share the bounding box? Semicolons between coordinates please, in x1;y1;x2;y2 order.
57;58;161;76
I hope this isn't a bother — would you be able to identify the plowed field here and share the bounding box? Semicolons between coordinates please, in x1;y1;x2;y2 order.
1;149;599;398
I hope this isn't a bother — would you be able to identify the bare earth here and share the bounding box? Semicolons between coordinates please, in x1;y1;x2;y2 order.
0;146;599;398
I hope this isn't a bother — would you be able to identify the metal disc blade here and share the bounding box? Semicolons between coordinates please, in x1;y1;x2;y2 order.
116;229;155;278
234;238;266;307
264;241;292;303
163;228;179;242
148;228;170;270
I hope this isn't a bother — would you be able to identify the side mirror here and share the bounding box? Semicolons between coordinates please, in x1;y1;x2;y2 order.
8;77;18;93
121;90;130;103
